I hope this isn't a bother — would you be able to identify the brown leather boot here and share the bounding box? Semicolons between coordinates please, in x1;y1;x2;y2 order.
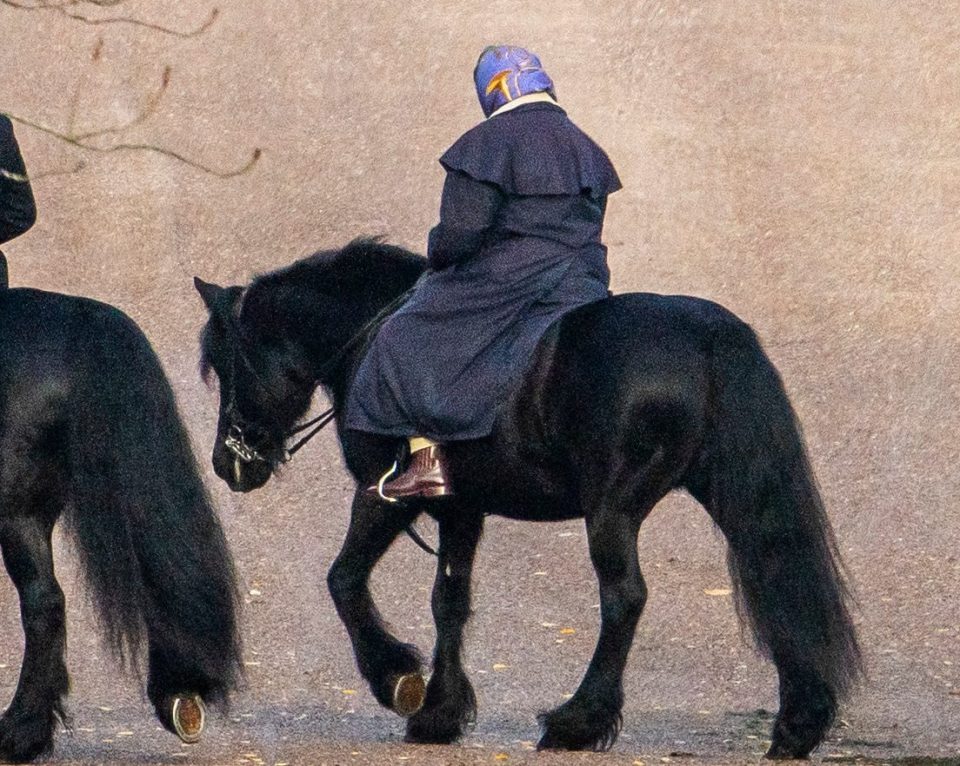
366;445;454;501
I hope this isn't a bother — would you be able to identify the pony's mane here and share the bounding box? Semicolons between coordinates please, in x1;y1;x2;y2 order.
248;236;426;299
199;237;426;383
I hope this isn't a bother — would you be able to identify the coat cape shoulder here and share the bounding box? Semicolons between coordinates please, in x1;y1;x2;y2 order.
439;103;622;198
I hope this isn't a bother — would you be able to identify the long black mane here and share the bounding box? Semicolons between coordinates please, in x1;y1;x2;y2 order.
201;238;424;390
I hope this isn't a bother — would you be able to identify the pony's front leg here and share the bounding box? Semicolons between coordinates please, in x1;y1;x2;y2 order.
406;511;483;744
327;490;426;715
0;515;69;763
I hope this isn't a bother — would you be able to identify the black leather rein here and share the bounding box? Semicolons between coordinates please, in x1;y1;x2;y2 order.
220;283;438;556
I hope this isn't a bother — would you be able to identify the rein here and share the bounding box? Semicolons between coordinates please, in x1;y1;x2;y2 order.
221;281;437;556
224;283;417;465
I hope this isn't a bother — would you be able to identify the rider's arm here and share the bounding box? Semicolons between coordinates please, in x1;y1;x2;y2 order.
0;116;37;245
427;170;503;270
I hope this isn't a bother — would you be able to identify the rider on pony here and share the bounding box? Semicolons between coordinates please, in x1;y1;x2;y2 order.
0;115;37;290
346;45;621;500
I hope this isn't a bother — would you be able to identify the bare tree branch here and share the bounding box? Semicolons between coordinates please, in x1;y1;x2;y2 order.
30;160;87;180
0;0;219;38
6;111;262;179
4;6;261;179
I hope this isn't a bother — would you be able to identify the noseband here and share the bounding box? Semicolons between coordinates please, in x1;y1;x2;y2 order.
222;283;418;468
224;408;336;467
220;280;436;555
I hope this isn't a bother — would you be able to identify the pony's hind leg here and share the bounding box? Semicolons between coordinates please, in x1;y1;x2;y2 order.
406;512;483;744
537;506;646;751
327;491;426;714
0;515;68;763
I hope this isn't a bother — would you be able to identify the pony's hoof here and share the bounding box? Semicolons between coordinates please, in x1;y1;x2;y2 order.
170;695;205;744
391;673;426;717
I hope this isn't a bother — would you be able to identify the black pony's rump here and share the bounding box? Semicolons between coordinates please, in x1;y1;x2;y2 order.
0;288;242;762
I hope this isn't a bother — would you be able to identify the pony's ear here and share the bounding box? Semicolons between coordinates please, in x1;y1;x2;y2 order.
194;277;224;312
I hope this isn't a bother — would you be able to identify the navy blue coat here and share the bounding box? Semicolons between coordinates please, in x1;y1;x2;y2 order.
0;115;36;246
346;102;621;441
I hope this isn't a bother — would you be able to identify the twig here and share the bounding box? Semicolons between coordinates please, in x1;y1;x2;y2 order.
30;160;88;180
0;0;219;38
5;112;262;179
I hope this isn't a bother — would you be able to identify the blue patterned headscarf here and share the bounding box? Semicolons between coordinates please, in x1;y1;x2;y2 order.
473;45;556;117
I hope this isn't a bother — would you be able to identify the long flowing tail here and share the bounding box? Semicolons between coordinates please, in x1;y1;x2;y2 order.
695;317;863;707
62;302;242;705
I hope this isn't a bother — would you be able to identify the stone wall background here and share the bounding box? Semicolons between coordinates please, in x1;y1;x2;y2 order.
1;1;957;759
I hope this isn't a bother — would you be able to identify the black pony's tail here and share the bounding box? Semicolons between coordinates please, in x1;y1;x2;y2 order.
700;317;863;704
62;303;242;705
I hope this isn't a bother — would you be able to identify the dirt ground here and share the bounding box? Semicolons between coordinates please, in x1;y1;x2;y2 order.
1;2;958;764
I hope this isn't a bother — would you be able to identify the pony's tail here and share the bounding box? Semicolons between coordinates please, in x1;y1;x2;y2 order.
62;304;242;705
698;318;863;705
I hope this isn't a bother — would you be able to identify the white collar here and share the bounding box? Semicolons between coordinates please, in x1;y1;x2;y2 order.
488;91;558;119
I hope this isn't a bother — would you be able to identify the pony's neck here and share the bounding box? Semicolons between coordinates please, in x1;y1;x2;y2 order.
286;241;426;407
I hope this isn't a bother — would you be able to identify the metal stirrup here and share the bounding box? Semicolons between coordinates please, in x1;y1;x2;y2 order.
376;461;401;504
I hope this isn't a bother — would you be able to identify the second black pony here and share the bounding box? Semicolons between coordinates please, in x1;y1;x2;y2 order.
195;238;862;759
0;288;242;762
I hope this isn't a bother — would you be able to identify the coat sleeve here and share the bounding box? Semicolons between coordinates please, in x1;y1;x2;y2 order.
0;116;37;245
427;170;504;270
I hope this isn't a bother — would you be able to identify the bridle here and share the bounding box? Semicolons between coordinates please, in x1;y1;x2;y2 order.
222;283;418;468
218;278;436;556
223;407;336;467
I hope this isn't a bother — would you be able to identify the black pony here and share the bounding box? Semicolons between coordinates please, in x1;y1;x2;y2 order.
0;288;242;763
195;238;862;759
